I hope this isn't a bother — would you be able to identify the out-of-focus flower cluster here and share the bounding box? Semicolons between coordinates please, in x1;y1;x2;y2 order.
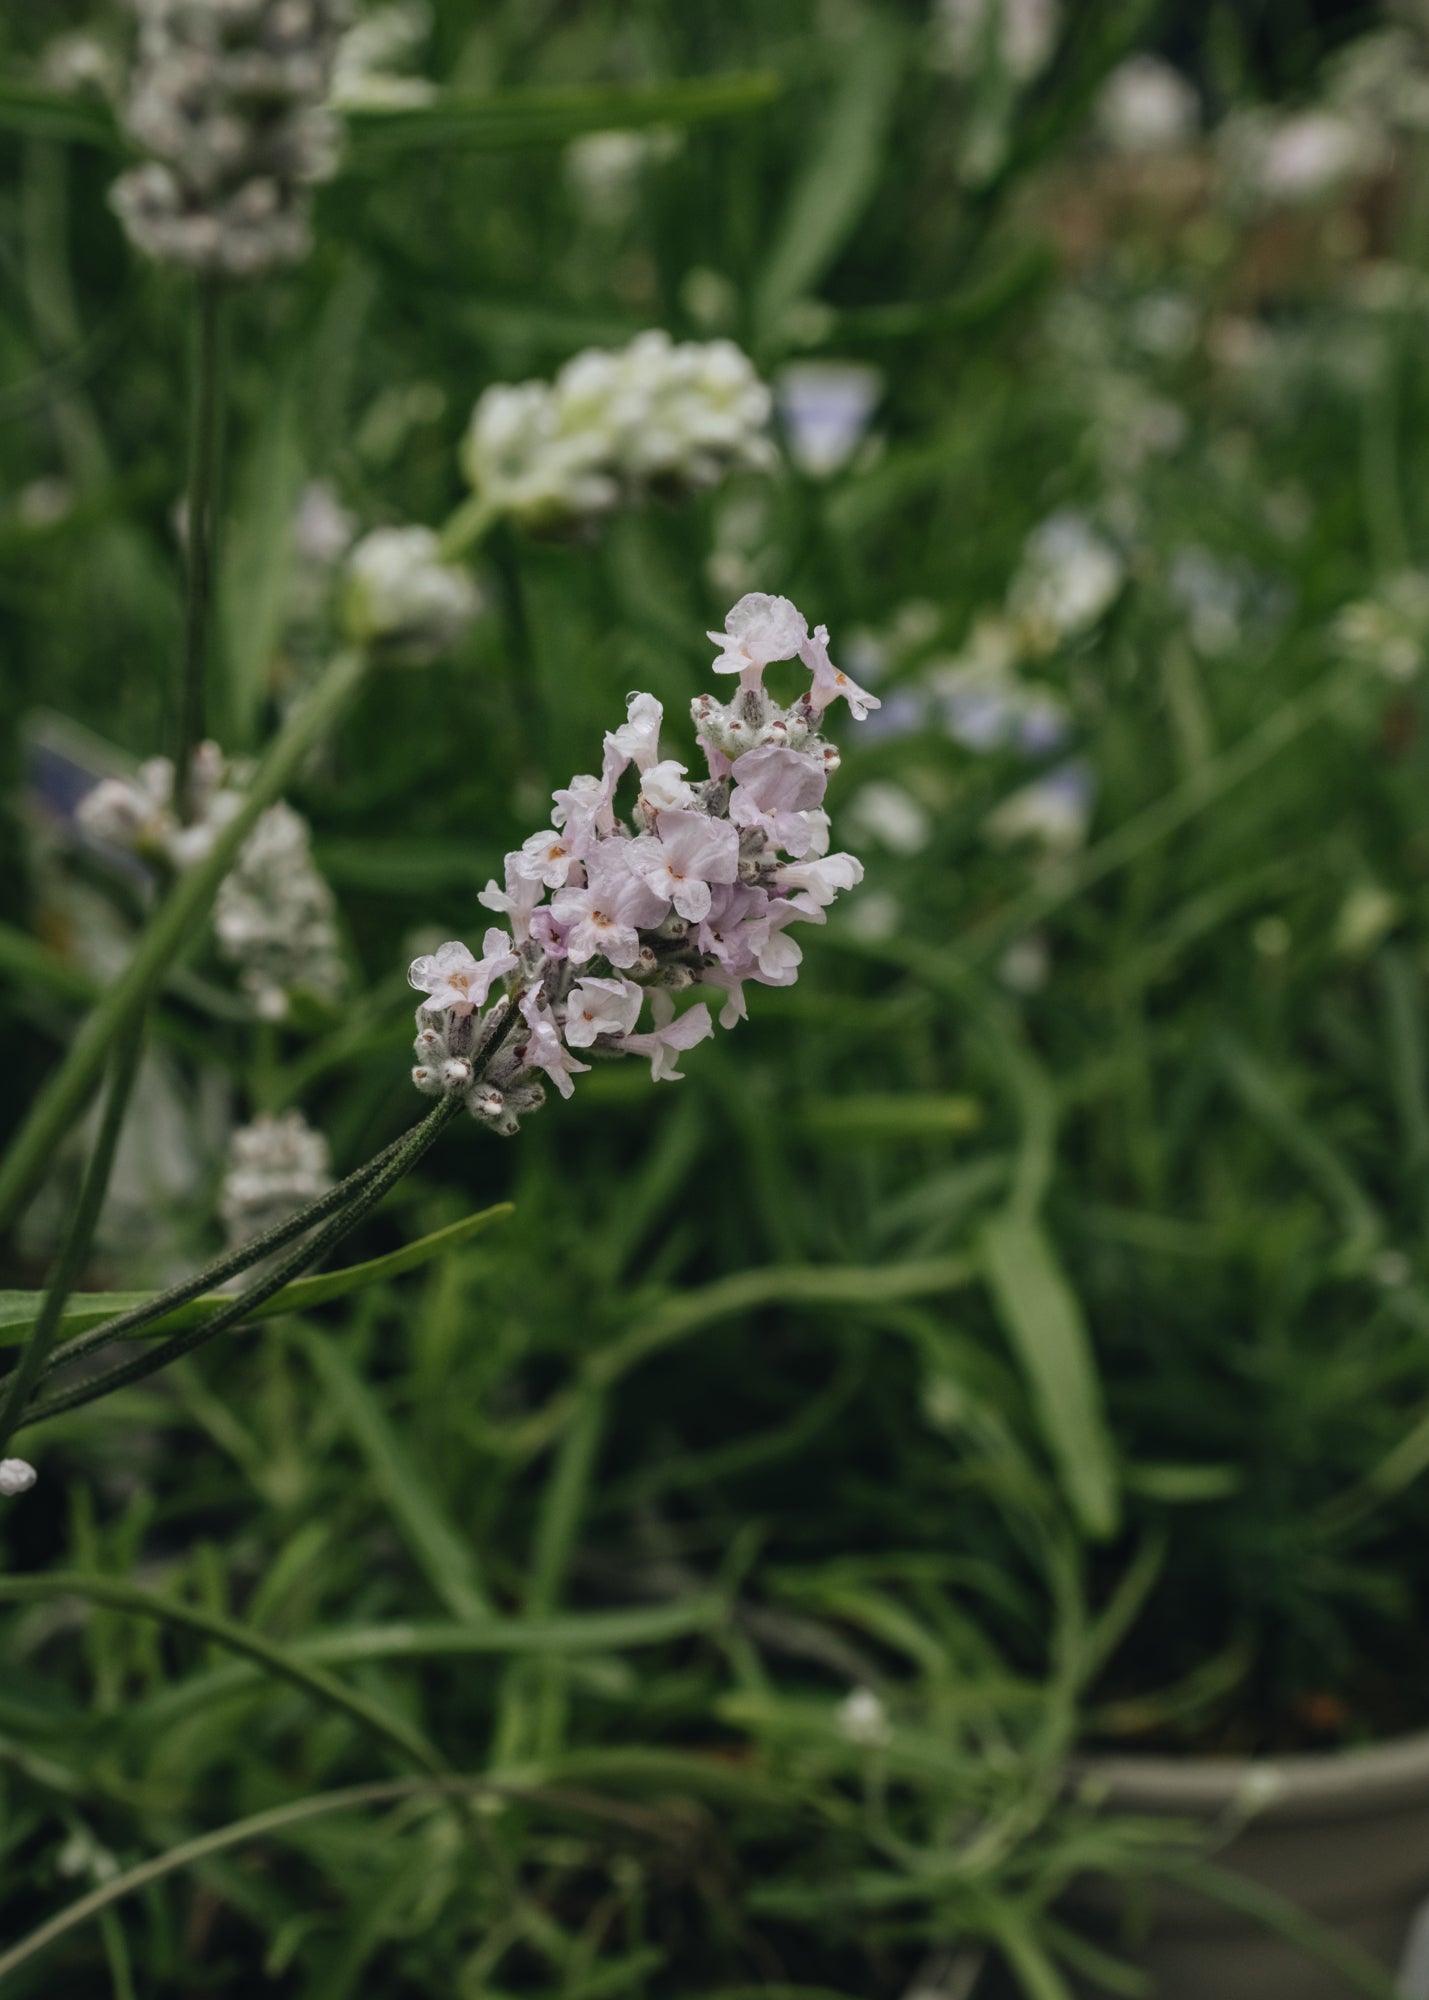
220;1109;333;1250
214;801;345;1016
462;331;776;534
341;525;480;663
77;741;247;868
110;0;351;277
78;744;345;1019
407;593;874;1135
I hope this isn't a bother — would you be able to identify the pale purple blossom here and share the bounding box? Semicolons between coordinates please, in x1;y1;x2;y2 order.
519;827;581;890
774;851;865;907
708;592;809;691
518;987;590;1099
616;991;715;1081
479;857;546;942
563;975;645;1047
609;691;665;771
408;931;518;1014
729;744;827;855
638;759;696;814
800;623;881;721
552;843;670;967
629;808;739;922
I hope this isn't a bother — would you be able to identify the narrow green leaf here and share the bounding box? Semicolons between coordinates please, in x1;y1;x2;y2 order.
753;20;902;337
341;72;780;160
130;1597;722;1729
295;1325;490;1621
1217;1034;1382;1265
0;77;123;148
0;1203;513;1348
220;368;309;749
0;1574;443;1773
980;1214;1120;1539
794;1093;982;1143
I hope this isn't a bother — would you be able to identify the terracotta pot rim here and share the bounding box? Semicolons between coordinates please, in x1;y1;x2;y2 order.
1072;1727;1429;1823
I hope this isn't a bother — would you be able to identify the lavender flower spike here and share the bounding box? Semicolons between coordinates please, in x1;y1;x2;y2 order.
404;594;873;1135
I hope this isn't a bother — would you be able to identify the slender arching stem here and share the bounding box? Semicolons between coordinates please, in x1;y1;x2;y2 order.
0;1011;146;1459
177;277;228;817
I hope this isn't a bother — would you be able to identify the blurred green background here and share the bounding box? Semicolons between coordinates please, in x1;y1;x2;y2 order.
5;0;1429;1994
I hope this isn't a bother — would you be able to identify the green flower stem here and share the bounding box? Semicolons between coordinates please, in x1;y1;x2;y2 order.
18;1092;465;1430
19;994;523;1430
437;491;500;562
22;1128;412;1388
0;1011;146;1460
177;278;228;817
0;646;369;1234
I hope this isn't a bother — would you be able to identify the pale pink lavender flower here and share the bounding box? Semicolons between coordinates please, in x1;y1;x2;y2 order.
553;843;669;967
609;691;665;770
406;593;871;1134
730;744;827;856
800;622;881;721
563;975;645;1048
408;931;518;1014
519;827;582;889
518;986;590;1099
638;760;695;815
708;592;809;690
629;808;738;921
616;990;714;1081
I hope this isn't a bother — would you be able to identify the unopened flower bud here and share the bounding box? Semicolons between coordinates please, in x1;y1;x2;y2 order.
412;1064;444;1094
440;1056;473;1091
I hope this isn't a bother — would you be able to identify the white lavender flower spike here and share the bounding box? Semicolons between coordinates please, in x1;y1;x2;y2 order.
406;596;870;1135
110;0;352;278
462;331;776;534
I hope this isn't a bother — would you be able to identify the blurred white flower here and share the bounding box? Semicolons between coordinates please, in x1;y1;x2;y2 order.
214;801;345;1017
1219;106;1384;211
999;931;1051;993
18;478;75;530
934;0;1058;83
775;361;882;477
463;331;775;533
110;0;350;277
846;781;932;856
0;1459;37;1498
1096;55;1198;154
77;741;247;871
41;31;122;99
293;481;357;565
342;525;479;662
330;0;435;109
837;1686;893;1749
984;760;1095;853
1334;572;1429;681
1008;513;1124;652
221;1110;333;1251
564;127;679;226
1333;882;1402;960
1167;546;1247;656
